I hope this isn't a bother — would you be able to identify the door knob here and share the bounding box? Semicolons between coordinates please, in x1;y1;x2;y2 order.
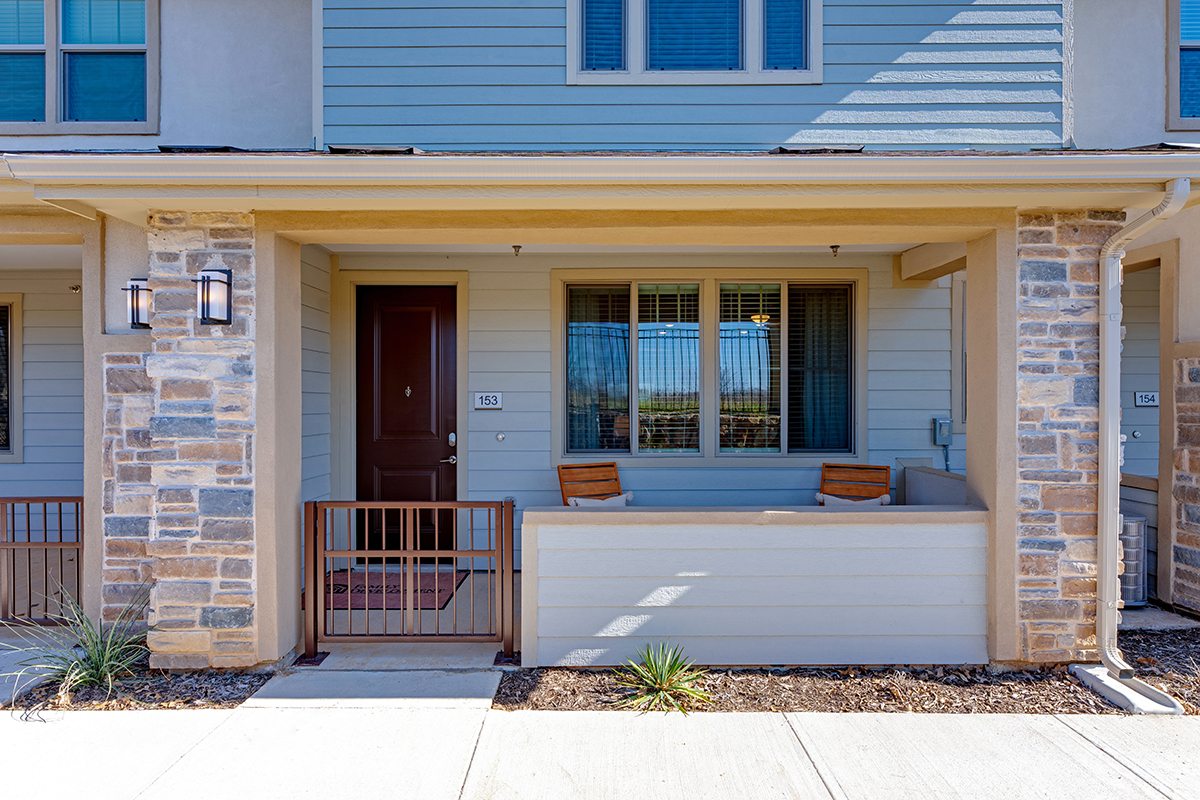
440;456;457;464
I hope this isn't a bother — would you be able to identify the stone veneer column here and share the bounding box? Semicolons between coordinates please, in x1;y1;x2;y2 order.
101;211;258;669
1013;209;1126;663
1173;358;1200;613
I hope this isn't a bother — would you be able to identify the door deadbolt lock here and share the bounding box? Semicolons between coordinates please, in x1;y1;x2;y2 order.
448;432;456;447
440;455;457;465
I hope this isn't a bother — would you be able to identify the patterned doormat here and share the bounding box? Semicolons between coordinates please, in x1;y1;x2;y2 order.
324;570;469;611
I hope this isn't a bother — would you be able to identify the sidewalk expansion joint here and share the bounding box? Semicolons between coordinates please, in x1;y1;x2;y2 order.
132;711;238;800
457;708;492;799
1054;716;1180;800
784;715;849;800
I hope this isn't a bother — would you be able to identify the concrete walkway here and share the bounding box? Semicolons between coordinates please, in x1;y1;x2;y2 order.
4;685;1199;799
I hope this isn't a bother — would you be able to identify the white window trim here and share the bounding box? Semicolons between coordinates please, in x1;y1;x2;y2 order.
550;267;867;468
1169;0;1200;130
0;0;160;135
566;0;822;85
950;272;966;435
0;295;24;464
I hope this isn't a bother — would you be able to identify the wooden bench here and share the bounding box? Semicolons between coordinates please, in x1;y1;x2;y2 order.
558;462;623;506
818;463;891;504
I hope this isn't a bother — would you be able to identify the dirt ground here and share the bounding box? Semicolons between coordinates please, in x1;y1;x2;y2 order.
493;628;1200;714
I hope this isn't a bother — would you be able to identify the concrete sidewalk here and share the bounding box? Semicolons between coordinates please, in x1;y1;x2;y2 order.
3;698;1198;799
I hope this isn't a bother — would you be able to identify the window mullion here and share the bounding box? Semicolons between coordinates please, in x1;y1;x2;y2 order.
45;0;57;123
745;0;761;73
702;278;718;458
628;0;644;75
779;280;789;456
629;281;639;455
61;43;143;51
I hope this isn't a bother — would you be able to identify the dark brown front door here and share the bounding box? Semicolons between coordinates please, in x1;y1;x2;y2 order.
356;285;457;548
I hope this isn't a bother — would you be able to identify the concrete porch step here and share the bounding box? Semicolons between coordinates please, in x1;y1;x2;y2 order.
245;668;501;709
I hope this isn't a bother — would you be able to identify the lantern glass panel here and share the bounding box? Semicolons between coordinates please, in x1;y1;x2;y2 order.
196;270;232;324
125;278;150;329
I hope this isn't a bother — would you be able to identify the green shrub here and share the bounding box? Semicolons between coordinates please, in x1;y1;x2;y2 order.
1;582;151;703
617;641;712;713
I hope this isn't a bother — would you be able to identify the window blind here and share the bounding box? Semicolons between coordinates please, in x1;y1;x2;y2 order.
0;0;43;44
62;0;145;44
647;0;741;71
787;285;851;452
718;283;780;451
64;51;146;120
1183;0;1200;116
567;287;631;452
0;53;45;120
0;305;9;451
1184;48;1200;117
1185;0;1200;40
583;0;624;70
638;284;700;452
763;0;804;69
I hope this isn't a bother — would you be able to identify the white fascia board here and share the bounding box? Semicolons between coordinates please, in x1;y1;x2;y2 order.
6;153;1200;188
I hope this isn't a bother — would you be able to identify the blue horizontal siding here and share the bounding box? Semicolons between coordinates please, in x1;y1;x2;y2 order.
323;1;1063;150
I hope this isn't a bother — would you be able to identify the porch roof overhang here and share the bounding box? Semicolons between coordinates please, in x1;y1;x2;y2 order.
4;150;1200;230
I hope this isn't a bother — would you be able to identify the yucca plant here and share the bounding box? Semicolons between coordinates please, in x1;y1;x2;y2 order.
1;582;152;704
616;641;712;713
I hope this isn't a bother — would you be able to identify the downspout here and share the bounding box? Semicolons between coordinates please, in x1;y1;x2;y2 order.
1094;177;1188;712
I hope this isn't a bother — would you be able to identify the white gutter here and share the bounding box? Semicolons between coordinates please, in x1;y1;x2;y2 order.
5;152;1200;186
1087;177;1189;714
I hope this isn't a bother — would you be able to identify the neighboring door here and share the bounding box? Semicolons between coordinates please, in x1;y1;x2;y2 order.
356;285;457;550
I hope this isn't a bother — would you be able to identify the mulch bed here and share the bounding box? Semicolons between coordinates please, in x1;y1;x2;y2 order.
4;665;272;711
5;628;1195;713
494;628;1200;714
1119;628;1200;712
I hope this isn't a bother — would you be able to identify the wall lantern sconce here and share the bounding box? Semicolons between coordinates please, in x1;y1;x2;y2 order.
122;278;152;329
194;269;233;325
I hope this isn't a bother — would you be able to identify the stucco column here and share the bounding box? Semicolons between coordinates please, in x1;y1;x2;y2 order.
253;232;304;663
965;225;1020;662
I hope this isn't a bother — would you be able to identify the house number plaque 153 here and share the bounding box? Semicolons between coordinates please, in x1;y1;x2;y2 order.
474;392;502;410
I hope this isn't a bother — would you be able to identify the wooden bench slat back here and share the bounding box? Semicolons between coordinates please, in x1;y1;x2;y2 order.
819;463;891;502
558;462;623;505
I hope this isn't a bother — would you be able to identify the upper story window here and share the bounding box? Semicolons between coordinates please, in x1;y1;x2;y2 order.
0;0;158;133
1171;0;1200;128
567;0;822;85
1183;0;1200;116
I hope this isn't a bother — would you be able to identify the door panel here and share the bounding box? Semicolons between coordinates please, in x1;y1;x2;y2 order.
377;305;438;440
357;286;457;551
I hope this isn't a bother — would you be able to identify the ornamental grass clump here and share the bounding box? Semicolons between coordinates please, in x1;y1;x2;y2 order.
617;641;712;713
1;582;151;704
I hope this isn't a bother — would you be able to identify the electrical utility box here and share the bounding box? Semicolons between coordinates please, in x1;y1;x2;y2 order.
932;417;953;446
